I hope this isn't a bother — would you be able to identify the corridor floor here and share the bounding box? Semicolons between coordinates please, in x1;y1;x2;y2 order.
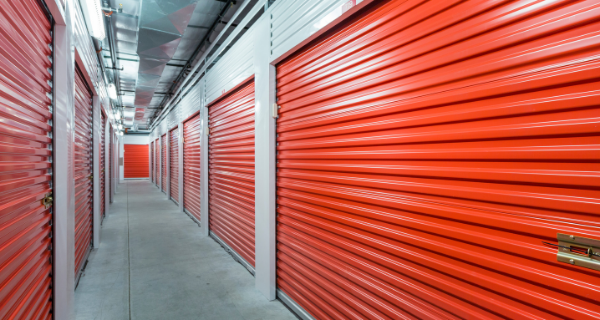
74;180;296;320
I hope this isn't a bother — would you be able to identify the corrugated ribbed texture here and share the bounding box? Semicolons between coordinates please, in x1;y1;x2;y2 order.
124;144;149;178
0;0;53;317
161;134;167;191
276;1;600;319
101;112;106;218
208;81;255;267
205;28;254;106
74;65;93;278
170;127;179;203
183;113;201;220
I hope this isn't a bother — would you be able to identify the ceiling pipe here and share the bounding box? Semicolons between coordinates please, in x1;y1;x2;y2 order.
150;0;266;129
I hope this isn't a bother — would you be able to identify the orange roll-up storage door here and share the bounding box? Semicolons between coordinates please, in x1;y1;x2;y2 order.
74;64;93;280
276;1;600;319
0;0;53;317
161;134;166;191
124;144;149;178
183;113;201;221
170;127;179;203
208;81;255;267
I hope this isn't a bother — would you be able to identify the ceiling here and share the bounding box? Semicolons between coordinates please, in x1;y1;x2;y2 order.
100;0;253;131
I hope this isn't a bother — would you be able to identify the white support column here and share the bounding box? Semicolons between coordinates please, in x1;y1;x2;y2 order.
52;0;75;317
254;16;277;301
200;99;209;236
92;96;101;247
178;123;184;211
119;136;124;183
167;130;171;199
158;134;162;191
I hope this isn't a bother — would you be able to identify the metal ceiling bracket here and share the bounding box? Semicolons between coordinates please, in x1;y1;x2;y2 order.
556;233;600;271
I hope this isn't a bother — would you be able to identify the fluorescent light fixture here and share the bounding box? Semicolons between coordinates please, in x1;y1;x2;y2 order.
118;124;123;130
80;0;106;40
107;84;117;100
119;131;124;136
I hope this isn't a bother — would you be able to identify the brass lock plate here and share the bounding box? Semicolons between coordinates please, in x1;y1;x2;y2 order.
556;233;600;271
42;193;53;209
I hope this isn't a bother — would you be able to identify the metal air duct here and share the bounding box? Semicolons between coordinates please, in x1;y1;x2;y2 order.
134;0;199;109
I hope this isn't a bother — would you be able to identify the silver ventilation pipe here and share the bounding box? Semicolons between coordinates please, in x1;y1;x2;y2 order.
134;0;200;110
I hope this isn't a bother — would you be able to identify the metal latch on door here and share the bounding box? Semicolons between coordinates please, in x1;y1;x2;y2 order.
42;193;53;209
551;233;600;271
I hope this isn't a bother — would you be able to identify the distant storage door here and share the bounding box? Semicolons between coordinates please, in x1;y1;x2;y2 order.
0;0;54;317
208;81;255;267
183;113;201;221
276;1;600;319
101;111;106;219
161;134;166;192
74;64;93;279
170;127;179;203
124;144;149;178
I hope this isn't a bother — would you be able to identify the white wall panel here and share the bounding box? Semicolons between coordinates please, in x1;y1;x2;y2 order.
269;0;363;61
205;26;254;105
181;78;203;120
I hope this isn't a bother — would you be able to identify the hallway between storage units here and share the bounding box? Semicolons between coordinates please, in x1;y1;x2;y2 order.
74;180;295;320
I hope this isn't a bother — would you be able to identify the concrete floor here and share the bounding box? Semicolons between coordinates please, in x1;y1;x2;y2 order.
74;180;296;320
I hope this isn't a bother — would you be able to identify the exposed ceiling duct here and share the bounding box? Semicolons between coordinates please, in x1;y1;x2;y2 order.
134;0;200;109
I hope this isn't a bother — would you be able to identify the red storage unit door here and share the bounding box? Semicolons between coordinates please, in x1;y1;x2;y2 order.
101;112;106;219
161;134;167;191
183;113;201;221
74;64;93;279
155;138;159;186
124;144;149;178
276;1;600;319
110;127;113;202
0;0;53;317
170;127;179;203
208;81;255;267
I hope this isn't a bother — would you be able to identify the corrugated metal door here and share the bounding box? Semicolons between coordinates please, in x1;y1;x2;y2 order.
183;113;201;221
74;64;93;279
161;134;167;192
154;138;159;187
208;81;255;267
0;0;53;317
276;1;600;319
124;144;149;178
170;127;179;203
101;111;106;219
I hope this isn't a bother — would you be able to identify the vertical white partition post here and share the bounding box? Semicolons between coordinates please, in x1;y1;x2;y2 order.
52;0;75;317
254;16;277;301
92;96;101;247
200;93;209;236
178;123;184;211
166;130;170;199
